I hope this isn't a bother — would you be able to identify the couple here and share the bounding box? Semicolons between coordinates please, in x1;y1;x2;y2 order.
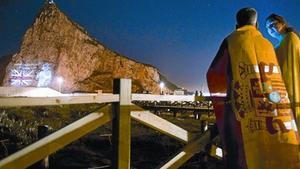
207;8;299;169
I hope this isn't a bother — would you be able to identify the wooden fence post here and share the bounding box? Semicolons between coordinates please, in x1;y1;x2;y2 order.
112;79;132;169
29;125;49;169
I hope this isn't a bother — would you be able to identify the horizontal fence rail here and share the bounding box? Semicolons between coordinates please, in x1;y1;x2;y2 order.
0;94;119;107
132;94;196;102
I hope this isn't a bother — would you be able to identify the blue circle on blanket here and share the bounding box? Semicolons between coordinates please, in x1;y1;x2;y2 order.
269;91;281;103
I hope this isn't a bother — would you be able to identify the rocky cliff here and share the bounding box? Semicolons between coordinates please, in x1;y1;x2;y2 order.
2;3;177;93
0;54;12;84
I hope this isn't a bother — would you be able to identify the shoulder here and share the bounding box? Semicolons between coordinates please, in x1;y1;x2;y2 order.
216;37;229;56
285;32;300;43
215;37;229;52
209;38;229;67
221;37;229;47
261;36;273;46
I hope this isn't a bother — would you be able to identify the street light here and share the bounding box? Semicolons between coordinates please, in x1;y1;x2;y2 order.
56;76;64;93
159;82;165;95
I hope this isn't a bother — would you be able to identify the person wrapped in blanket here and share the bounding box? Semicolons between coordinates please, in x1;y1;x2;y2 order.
266;14;300;131
207;8;300;169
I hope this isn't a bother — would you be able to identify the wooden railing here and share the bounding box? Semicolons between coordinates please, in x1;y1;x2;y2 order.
0;79;214;169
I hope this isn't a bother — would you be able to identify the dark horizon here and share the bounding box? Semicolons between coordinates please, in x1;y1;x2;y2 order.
1;0;300;92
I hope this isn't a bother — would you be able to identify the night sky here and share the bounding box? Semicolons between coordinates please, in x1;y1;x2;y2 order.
1;0;300;92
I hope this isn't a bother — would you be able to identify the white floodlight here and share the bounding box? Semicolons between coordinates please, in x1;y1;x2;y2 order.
159;82;165;95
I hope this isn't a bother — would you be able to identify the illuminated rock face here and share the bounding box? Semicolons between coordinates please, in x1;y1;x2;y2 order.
2;3;175;93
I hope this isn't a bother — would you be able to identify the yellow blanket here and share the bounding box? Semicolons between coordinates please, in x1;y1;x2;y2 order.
207;25;300;169
276;31;300;131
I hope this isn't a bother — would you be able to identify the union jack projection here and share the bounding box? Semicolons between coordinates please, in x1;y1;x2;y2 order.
10;64;37;87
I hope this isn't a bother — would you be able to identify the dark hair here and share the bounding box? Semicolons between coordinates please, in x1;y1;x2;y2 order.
236;7;257;26
266;13;299;36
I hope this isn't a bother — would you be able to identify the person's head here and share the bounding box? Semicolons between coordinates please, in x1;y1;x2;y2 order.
265;14;289;40
236;7;258;29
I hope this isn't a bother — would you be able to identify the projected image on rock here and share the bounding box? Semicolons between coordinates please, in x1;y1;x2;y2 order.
36;63;53;87
10;64;37;87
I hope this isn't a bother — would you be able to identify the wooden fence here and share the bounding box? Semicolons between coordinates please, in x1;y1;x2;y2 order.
0;79;214;169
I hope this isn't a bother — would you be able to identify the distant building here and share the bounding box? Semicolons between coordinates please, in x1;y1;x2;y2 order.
48;0;54;4
174;89;184;95
173;88;190;95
